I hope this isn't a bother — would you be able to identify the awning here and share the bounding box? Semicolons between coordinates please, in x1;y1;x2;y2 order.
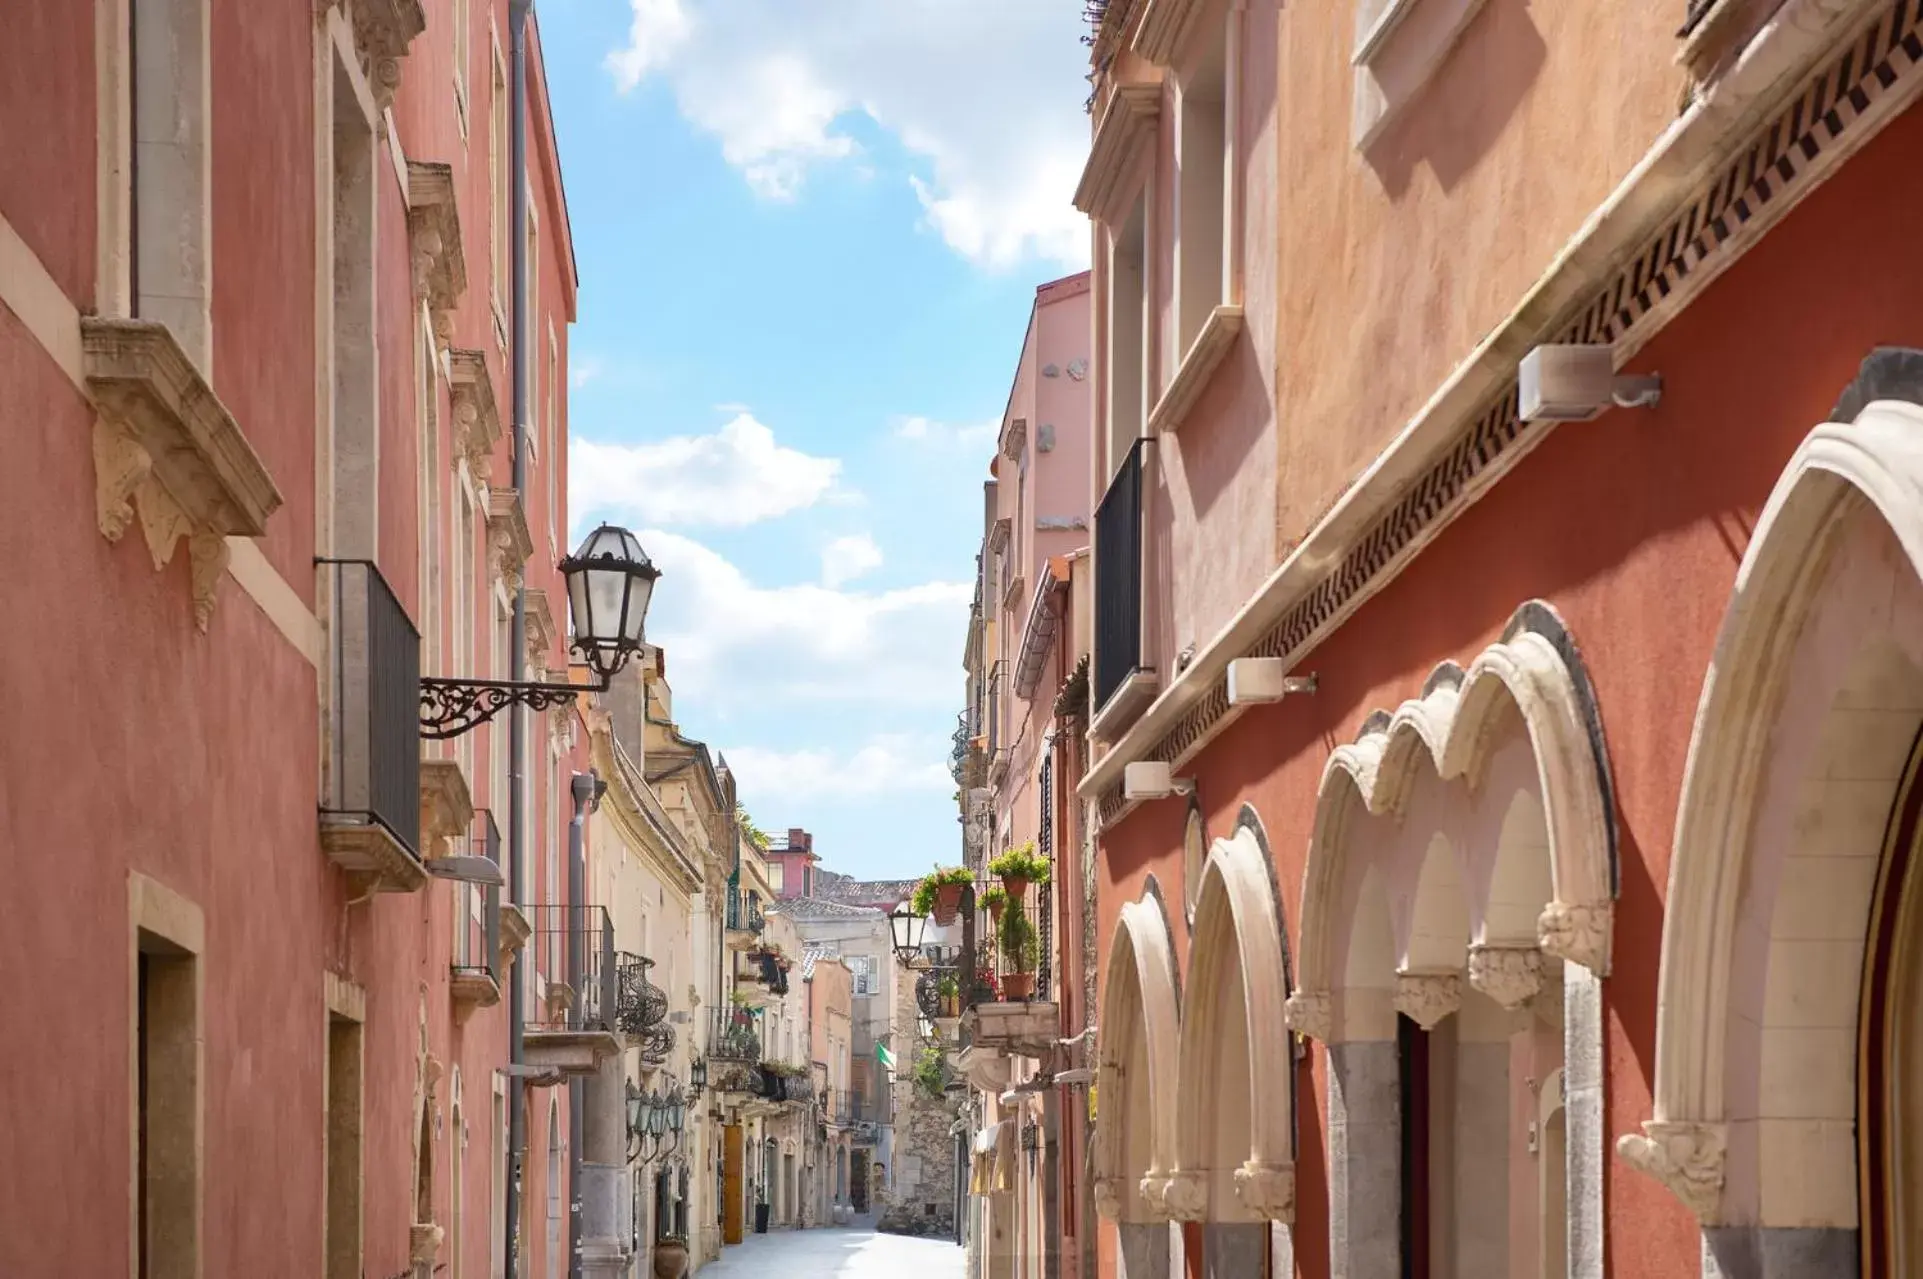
969;1122;1010;1195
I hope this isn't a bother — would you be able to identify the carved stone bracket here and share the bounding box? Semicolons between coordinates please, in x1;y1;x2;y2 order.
486;487;534;590
83;319;283;631
448;349;501;480
419;758;475;859
406;161;466;347
1093;1177;1124;1221
1616;1120;1726;1222
1234;1162;1296;1221
1136;1173;1175;1223
1393;971;1462;1030
326;0;426;120
1156;1170;1208;1222
1467;943;1545;1011
525;587;559;671
1283;989;1332;1043
1538;899;1612;975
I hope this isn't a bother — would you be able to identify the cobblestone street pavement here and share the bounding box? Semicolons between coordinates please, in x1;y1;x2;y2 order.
696;1223;964;1277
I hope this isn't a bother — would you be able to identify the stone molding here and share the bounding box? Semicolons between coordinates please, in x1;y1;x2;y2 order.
1537;899;1612;974
83;318;283;631
419;758;474;859
1234;1162;1296;1222
1615;1121;1726;1222
1283;989;1331;1043
448;349;501;479
525;587;559;672
1071;81;1161;221
1096;890;1183;1222
1393;971;1461;1030
1156;1170;1208;1221
1466;943;1544;1010
405;161;466;347
1093;1177;1125;1222
1132;0;1210;64
323;0;426;119
487;487;534;589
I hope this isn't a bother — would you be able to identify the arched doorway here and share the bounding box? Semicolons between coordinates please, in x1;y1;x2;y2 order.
1626;389;1923;1276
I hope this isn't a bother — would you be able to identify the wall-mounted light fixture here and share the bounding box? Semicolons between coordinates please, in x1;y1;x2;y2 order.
1519;344;1662;423
1123;761;1195;802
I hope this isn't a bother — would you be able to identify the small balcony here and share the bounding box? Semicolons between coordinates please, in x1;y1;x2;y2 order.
1092;439;1158;739
449;809;502;1017
706;1005;767;1096
318;559;424;895
524;905;621;1076
723;885;765;952
616;952;676;1071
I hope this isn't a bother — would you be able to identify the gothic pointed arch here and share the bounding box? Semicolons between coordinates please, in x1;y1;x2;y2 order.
1094;878;1182;1225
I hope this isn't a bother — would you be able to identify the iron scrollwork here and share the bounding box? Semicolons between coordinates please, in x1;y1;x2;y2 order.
420;675;586;740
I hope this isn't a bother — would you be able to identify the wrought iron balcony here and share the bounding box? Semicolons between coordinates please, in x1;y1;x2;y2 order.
616;952;676;1069
706;1005;763;1064
450;809;502;1015
1093;438;1152;721
524;904;621;1076
724;885;765;948
318;558;424;894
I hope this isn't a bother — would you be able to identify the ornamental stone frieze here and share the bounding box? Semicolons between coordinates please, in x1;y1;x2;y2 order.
1234;1162;1296;1221
1283;989;1332;1043
1538;899;1612;974
1393;971;1461;1030
448;349;501;479
83;318;283;631
1616;1120;1725;1222
406;161;466;348
1466;943;1545;1010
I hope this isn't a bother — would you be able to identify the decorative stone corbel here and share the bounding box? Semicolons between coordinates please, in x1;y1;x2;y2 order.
525;587;558;669
409;1221;444;1265
1093;1177;1124;1221
419;759;475;859
327;0;426;121
83;319;282;632
1393;971;1462;1030
1136;1173;1175;1222
1615;1120;1725;1221
486;487;534;590
1538;899;1612;974
1283;989;1332;1042
1466;943;1545;1010
1234;1162;1296;1221
1157;1170;1208;1222
405;161;466;347
448;349;501;480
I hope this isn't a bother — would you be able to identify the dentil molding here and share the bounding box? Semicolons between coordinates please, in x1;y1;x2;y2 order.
1615;1120;1725;1221
1538;899;1612;974
1393;971;1462;1030
1467;943;1545;1010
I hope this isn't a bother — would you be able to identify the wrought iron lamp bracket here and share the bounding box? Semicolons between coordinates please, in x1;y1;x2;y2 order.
420;674;604;740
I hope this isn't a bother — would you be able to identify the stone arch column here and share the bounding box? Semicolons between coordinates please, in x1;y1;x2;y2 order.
1172;813;1296;1273
1625;389;1923;1276
1096;884;1182;1279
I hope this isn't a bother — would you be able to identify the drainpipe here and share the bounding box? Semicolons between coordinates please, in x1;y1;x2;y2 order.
504;2;532;1277
568;772;591;1279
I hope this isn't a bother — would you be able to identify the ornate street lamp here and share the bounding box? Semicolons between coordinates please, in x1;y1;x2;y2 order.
688;1056;708;1098
888;904;927;963
421;523;660;738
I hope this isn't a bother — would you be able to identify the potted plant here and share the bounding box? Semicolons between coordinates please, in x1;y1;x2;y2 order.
914;865;973;926
978;883;1008;926
935;973;961;1018
989;843;1050;903
652;1233;690;1279
998;899;1040;1000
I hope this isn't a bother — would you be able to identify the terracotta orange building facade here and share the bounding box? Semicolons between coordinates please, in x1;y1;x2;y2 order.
1073;1;1923;1277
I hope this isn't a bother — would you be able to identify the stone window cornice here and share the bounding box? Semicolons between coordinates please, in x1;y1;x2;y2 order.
84;318;283;630
1350;0;1489;149
524;586;558;671
1131;0;1209;65
324;0;428;119
448;348;501;480
1072;81;1162;222
485;486;534;588
406;161;467;348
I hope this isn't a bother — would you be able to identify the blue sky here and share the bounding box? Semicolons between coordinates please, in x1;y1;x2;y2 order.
539;1;1092;880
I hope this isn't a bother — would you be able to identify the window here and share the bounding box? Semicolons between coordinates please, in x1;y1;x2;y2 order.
324;1011;362;1279
1106;193;1147;478
450;1073;465;1279
546;325;558;552
455;489;478;780
847;955;876;997
489;39;509;338
124;0;212;365
418;323;442;672
329;43;379;560
545;1101;564;1279
768;863;785;895
1175;32;1228;358
453;0;471;134
138;934;201;1279
490;1084;507;1279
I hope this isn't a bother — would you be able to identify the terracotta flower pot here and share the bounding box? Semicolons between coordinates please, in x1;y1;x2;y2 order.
1002;971;1036;1000
653;1238;690;1279
932;882;964;926
1000;875;1030;902
987;902;1004;927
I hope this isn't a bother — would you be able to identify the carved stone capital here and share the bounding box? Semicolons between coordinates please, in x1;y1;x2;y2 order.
1393;971;1461;1030
1234;1162;1296;1221
1467;943;1545;1010
1538;899;1612;974
1615;1120;1725;1221
1158;1170;1208;1222
1135;1174;1174;1223
409;1221;444;1263
1283;989;1331;1043
1093;1177;1124;1221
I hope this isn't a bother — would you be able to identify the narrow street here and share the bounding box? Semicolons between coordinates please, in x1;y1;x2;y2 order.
698;1223;964;1278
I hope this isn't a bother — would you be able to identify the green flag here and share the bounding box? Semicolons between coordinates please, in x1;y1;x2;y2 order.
876;1041;896;1072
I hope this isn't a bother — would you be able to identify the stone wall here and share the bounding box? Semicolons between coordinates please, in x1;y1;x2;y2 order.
878;962;960;1239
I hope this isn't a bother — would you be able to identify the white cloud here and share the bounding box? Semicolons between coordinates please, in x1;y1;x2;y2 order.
640;529;969;711
724;735;951;801
821;533;884;587
571;413;843;529
571;356;606;388
606;0;1092;269
893;414;999;449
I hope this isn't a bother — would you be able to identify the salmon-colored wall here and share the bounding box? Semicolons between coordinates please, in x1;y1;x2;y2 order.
1272;0;1683;546
1093;96;1923;1279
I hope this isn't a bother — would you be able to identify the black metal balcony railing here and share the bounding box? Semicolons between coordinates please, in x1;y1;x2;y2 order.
707;1005;763;1063
987;661;1006;756
616;952;676;1065
319;558;421;856
726;886;765;935
750;950;790;996
453;809;502;980
1093;438;1149;713
832;1090;875;1125
525;905;618;1035
759;1068;813;1104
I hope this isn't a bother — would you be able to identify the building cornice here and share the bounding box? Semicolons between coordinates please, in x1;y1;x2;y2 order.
1071;81;1162;222
1131;0;1210;65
